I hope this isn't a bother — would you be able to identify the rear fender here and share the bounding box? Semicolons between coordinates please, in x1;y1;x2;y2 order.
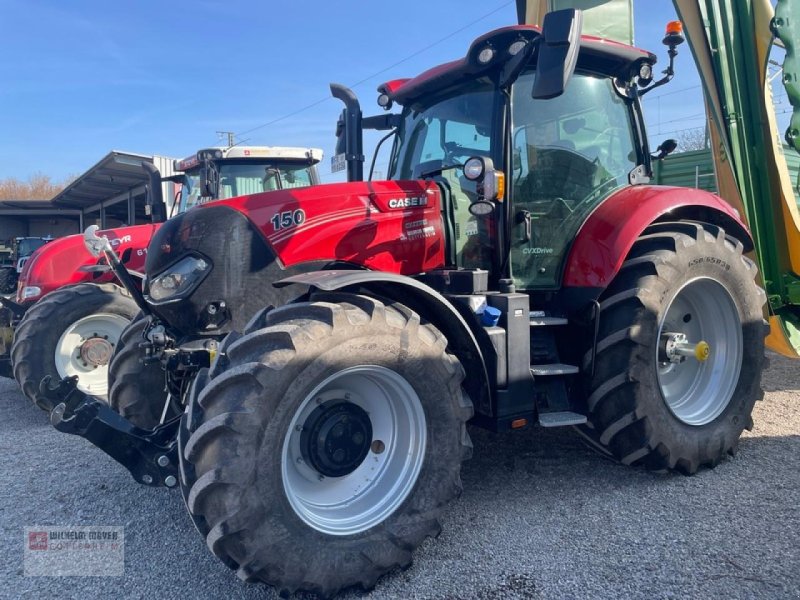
563;185;753;289
276;270;491;414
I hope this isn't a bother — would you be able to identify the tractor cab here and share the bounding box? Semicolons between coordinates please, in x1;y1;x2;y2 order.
172;145;323;214
343;18;675;297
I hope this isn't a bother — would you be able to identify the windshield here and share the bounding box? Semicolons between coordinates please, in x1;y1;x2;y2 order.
178;172;203;213
389;83;498;180
389;82;500;269
510;72;637;289
178;162;317;213
17;238;48;257
218;161;315;198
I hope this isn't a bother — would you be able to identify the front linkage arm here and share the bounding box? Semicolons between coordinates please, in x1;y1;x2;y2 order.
41;375;180;488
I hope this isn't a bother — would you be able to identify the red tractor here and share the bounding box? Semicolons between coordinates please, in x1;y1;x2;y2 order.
2;146;322;404
43;11;766;597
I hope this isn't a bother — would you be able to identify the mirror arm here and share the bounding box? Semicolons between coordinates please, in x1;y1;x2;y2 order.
363;114;402;131
368;128;398;181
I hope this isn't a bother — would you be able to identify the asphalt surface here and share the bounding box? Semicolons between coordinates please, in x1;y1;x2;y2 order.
1;354;798;599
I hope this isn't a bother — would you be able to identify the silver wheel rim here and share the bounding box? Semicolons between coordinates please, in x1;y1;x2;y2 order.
282;365;427;536
656;277;743;426
54;313;130;398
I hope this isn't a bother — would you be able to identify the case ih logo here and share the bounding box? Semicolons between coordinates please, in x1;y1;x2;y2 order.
388;196;428;209
28;532;48;550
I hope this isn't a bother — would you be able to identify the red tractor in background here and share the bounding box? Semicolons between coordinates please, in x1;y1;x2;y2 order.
41;11;766;597
1;146;322;404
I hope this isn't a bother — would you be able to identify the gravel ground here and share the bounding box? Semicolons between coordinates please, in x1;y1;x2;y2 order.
0;353;798;599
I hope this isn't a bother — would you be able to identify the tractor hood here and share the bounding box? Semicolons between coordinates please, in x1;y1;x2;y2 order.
18;223;159;304
145;180;446;278
143;180;447;336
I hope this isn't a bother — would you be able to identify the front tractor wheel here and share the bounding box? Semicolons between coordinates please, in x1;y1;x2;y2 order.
108;315;177;429
582;222;767;474
179;294;472;597
11;283;138;410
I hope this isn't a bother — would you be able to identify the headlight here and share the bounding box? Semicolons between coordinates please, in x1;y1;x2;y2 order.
21;286;41;300
463;157;485;181
477;45;495;65
147;255;211;303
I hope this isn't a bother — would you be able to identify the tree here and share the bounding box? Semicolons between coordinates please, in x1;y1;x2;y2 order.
0;173;75;201
674;126;709;152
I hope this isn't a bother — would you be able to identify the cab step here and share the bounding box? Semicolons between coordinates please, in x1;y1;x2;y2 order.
530;363;579;376
538;411;587;427
529;313;568;327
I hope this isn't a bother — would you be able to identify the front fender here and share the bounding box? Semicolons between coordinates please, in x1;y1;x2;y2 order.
563;185;753;289
276;270;491;415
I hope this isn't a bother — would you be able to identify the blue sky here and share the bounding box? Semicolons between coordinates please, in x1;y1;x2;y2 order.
0;1;786;183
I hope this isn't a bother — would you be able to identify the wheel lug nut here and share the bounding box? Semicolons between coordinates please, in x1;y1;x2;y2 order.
371;440;385;454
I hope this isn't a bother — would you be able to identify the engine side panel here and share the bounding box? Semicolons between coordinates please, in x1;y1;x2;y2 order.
195;180;446;275
562;185;752;289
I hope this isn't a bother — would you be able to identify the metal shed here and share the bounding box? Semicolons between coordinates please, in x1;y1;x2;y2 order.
50;151;177;229
0;198;82;240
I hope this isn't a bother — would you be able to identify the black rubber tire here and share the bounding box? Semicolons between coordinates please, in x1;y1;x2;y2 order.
580;221;768;474
0;267;18;295
11;283;139;411
179;293;473;597
107;315;175;429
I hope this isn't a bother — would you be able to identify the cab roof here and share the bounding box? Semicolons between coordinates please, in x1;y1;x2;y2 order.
380;25;656;105
174;146;323;172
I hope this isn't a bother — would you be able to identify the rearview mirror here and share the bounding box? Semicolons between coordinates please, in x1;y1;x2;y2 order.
532;9;583;100
653;138;678;160
200;159;219;198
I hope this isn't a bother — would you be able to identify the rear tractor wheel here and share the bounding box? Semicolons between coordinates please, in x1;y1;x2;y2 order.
11;283;138;410
582;222;767;474
179;293;472;597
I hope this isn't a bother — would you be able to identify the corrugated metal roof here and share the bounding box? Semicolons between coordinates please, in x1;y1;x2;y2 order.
50;151;176;210
0;198;53;210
